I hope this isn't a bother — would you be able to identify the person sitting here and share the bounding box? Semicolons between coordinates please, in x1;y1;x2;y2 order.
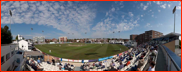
110;61;115;67
95;62;99;67
30;60;34;66
37;58;41;66
58;67;64;71
109;66;117;71
47;61;51;64
101;62;105;69
124;60;130;67
99;62;102;66
59;61;63;66
71;64;75;71
117;62;124;71
147;61;155;71
131;57;144;71
26;57;30;65
31;61;43;71
153;49;158;55
92;63;96;69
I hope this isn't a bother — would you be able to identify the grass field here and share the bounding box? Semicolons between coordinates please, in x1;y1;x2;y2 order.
35;43;128;59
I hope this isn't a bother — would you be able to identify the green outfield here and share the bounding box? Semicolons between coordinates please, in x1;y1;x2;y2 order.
35;43;128;59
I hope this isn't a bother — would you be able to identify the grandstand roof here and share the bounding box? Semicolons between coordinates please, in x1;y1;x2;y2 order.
24;51;43;56
152;32;181;40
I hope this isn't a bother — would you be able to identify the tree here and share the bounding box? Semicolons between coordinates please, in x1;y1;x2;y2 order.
15;35;18;40
1;25;13;44
179;40;181;46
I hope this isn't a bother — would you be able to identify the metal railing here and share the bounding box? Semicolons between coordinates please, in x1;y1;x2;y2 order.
14;58;26;71
161;45;181;71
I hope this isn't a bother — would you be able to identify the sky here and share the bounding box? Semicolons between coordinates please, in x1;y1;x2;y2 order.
1;1;181;39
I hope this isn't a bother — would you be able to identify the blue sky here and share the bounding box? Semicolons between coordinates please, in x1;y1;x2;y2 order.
1;1;181;39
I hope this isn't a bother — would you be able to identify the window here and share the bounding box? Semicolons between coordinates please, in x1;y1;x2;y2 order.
6;53;10;61
16;58;20;64
1;56;5;65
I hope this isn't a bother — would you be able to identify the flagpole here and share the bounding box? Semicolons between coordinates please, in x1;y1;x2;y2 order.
174;10;175;33
9;10;12;32
173;6;176;33
10;16;11;31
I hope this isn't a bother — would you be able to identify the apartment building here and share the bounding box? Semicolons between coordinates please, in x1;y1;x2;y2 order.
59;36;67;42
33;36;45;43
134;30;163;45
130;34;138;41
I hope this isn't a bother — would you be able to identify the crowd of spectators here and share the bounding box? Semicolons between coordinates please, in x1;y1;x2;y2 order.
25;42;158;71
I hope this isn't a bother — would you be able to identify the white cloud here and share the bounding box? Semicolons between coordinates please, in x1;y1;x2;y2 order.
168;4;171;8
141;15;143;17
128;12;134;17
12;1;20;8
1;1;96;38
152;15;154;17
157;23;163;27
143;6;148;10
145;23;152;27
147;1;151;5
158;10;161;12
156;1;161;5
140;3;143;7
106;12;108;16
160;4;167;9
176;6;181;10
122;15;125;18
111;7;115;12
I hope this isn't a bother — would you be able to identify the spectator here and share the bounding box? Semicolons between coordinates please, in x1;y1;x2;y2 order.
110;61;115;67
30;60;34;65
59;61;63;66
117;62;124;70
153;49;158;54
101;62;105;69
134;57;144;71
58;67;64;71
31;61;43;71
37;58;41;66
64;63;69;70
26;57;30;65
109;66;117;71
125;60;130;66
47;61;51;64
147;61;155;71
52;58;55;65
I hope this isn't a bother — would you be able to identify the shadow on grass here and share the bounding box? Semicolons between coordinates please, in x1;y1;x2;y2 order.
84;53;103;58
112;50;120;52
85;53;98;55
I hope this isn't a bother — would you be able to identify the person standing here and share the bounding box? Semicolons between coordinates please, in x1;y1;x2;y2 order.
52;58;55;65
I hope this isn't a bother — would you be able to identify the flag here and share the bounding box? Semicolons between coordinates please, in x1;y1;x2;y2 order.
173;6;176;14
9;10;12;17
